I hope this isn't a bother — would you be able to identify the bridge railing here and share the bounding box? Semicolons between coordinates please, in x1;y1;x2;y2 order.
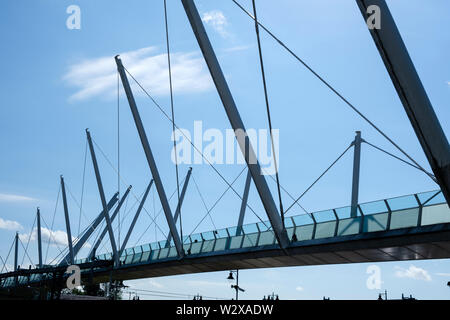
90;189;448;267
1;190;448;287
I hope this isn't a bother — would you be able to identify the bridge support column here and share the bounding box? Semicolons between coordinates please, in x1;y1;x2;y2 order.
60;175;74;264
181;0;289;248
37;207;43;268
351;131;362;218
61;192;120;265
88;187;131;260
237;170;252;236
115;56;184;258
356;0;450;206
119;180;153;258
14;232;18;272
86;129;119;266
168;168;192;245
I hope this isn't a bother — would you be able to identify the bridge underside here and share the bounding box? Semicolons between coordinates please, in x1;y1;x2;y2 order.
92;223;450;283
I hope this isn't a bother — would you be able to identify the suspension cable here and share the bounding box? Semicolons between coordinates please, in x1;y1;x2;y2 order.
163;0;183;242
191;174;218;231
78;139;88;238
251;0;285;227
363;139;436;180
285;143;353;214
117;70;121;247
187;167;248;239
123;67;269;227
21;215;36;266
91;137;168;239
45;184;61;263
18;237;34;267
230;0;435;183
0;238;15;273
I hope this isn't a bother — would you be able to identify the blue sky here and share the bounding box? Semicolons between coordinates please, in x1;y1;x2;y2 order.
0;0;449;299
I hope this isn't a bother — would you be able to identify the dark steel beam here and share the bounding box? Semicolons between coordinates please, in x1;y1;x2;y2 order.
356;0;450;205
86;129;119;265
119;181;153;258
60;192;119;265
181;0;289;248
115;56;184;258
88;186;131;260
60;175;74;264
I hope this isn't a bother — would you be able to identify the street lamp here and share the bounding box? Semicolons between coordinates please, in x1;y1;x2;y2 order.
227;270;245;300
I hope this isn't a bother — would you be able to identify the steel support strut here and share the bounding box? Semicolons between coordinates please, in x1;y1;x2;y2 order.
14;232;18;272
86;129;119;265
237;170;252;236
88;187;131;260
119;181;153;258
356;0;450;206
181;0;289;248
115;56;184;258
37;207;43;268
61;193;119;265
60;175;74;264
351;131;362;217
167;167;192;244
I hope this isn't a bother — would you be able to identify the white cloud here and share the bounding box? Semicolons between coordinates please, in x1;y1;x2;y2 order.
148;280;164;289
0;193;36;203
63;46;213;101
19;227;90;249
202;10;229;38
295;286;304;291
0;217;23;231
435;272;450;277
395;265;432;281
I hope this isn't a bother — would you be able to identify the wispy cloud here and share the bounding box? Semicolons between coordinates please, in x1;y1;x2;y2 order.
435;272;450;277
223;45;252;53
148;280;164;289
395;265;432;281
202;10;229;38
0;217;23;231
295;286;304;292
0;193;36;203
19;227;90;249
63;46;213;101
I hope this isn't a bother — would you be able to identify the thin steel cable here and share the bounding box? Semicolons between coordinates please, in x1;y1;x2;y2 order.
191;174;217;230
91;137;168;238
230;0;435;183
187;167;247;239
117;71;121;247
40;216;68;263
285;144;353;214
78;140;88;238
18;237;33;267
21;215;36;266
123;68;268;227
0;238;15;273
363;140;436;179
251;0;285;228
0;255;7;273
45;184;61;263
132;177;187;247
163;0;183;242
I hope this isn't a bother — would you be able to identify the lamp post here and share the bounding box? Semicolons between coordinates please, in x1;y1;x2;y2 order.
227;270;245;300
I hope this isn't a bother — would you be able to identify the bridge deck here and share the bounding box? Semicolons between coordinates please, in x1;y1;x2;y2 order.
2;190;449;286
